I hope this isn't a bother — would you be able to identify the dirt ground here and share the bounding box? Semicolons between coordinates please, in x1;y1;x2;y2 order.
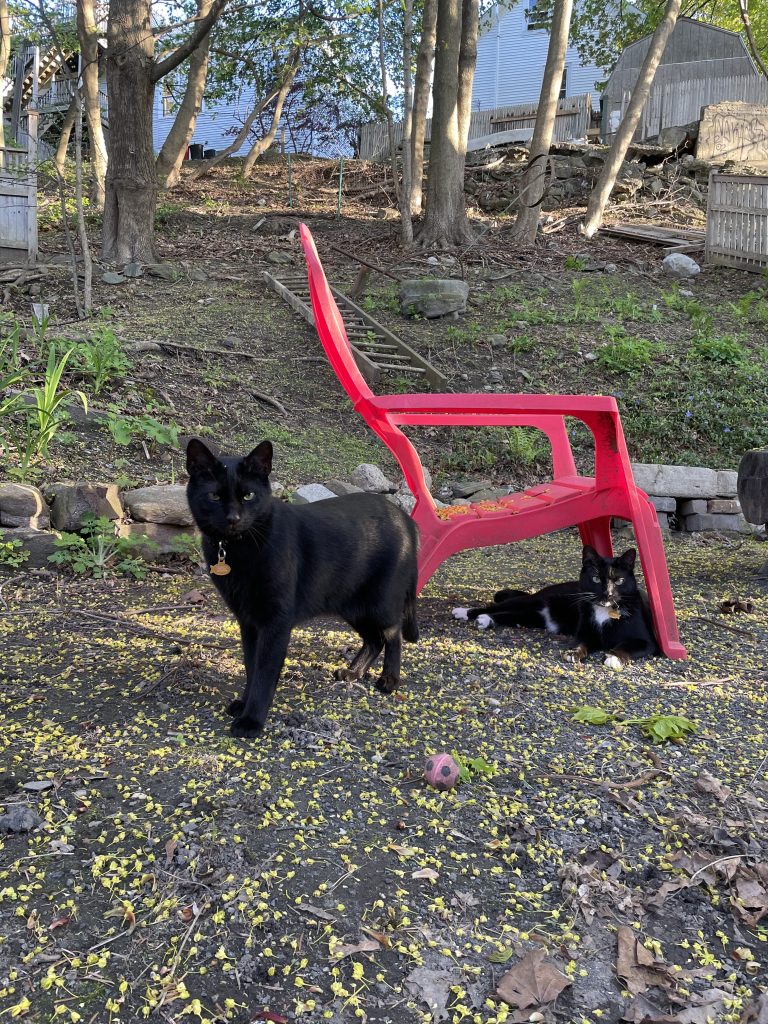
1;532;767;1024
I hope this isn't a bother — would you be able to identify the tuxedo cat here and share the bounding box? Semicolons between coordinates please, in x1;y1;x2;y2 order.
453;546;659;669
186;439;419;737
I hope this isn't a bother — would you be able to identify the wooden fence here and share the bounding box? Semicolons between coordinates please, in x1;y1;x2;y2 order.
705;172;768;273
0;111;38;264
358;94;592;161
609;73;768;142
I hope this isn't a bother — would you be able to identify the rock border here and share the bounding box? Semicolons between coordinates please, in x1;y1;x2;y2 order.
0;461;762;570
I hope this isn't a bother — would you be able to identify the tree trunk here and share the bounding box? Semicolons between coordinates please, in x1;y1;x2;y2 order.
739;0;768;78
77;0;108;209
457;0;478;149
510;0;573;242
0;0;11;88
156;0;213;188
399;0;414;243
102;0;157;262
54;94;78;175
417;0;477;248
410;0;436;216
581;0;681;238
378;0;399;203
241;63;298;176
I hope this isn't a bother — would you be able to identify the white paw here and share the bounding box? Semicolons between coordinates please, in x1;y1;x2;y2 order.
604;654;623;672
452;607;469;621
476;614;493;630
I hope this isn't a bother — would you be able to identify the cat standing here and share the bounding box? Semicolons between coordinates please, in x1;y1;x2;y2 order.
186;438;419;737
453;546;659;669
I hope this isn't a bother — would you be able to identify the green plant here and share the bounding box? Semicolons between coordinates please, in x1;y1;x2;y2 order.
571;278;601;321
504;426;549;467
625;713;696;745
6;345;87;479
571;705;615;725
0;328;27;419
155;200;184;226
48;515;149;579
597;331;655;372
71;326;130;395
0;531;29;569
170;533;204;567
610;292;643;319
451;751;496;783
691;332;745;365
105;411;180;449
507;333;535;355
565;255;587;271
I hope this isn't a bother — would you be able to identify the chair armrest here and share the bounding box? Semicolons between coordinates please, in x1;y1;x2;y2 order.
372;393;619;417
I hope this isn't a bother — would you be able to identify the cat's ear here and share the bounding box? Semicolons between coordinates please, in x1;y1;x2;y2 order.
244;440;273;478
186;438;218;477
582;545;600;565
618;548;637;570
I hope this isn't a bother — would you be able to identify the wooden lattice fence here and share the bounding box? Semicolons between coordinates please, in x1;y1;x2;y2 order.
705;172;768;273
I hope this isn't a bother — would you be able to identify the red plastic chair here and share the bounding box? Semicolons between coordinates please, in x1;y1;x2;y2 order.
299;224;686;660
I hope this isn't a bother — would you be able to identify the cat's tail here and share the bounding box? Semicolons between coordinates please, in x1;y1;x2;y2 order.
493;587;529;603
402;578;419;643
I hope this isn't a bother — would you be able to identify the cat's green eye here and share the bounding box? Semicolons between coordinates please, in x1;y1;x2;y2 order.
592;575;600;583
209;493;221;502
242;492;255;501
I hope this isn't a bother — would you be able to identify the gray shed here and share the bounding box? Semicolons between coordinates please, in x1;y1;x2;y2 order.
601;18;768;141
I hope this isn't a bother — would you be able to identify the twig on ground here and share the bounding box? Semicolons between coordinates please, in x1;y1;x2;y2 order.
253;390;288;416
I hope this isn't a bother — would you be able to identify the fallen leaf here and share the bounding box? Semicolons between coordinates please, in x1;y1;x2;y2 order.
622;992;676;1022
673;988;729;1024
49;913;71;931
388;843;418;857
740;991;768;1024
405;967;459;1023
332;938;380;960
182;589;208;604
296;902;336;922
616;926;676;996
23;780;53;792
495;949;571;1008
412;867;439;880
360;925;391;948
165;838;178;865
695;770;731;803
251;1012;288;1024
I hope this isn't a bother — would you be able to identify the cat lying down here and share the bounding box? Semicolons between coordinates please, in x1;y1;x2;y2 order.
453;545;659;670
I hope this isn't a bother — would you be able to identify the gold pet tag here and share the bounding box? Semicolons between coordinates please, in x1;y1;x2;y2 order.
607;607;621;620
210;543;231;576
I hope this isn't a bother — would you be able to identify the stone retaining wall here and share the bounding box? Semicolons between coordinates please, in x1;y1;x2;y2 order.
0;461;761;570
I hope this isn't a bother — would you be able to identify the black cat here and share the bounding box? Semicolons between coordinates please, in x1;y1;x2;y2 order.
186;438;419;737
452;545;659;669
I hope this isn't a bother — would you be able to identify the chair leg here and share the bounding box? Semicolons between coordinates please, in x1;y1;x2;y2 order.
578;517;613;558
632;504;687;660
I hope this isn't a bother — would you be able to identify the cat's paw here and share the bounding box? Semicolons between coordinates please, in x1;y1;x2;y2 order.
475;614;493;630
374;673;399;694
603;654;623;672
226;698;245;717
562;643;588;664
230;715;264;738
452;607;469;621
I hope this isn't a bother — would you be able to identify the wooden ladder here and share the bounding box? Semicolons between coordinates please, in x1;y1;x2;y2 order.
263;270;447;389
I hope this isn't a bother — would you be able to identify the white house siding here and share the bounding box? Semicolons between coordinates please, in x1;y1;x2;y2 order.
152;84;347;157
471;3;605;112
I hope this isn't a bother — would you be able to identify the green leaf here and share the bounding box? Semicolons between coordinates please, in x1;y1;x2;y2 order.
571;705;615;726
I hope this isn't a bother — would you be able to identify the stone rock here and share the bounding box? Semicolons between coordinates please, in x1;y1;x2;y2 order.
470;487;509;502
6;527;60;568
0;482;47;519
350;464;396;493
632;464;717;500
270;480;286;498
708;498;741;514
266;250;293;265
291;484;337;504
122;485;193;527
51;483;123;532
680;499;708;515
489;334;506;349
655;126;688;151
122;262;144;278
399;279;469;319
117;522;195;557
0;806;41;833
187;267;208;283
450;478;492;499
0;513;50;529
603;263;618;274
102;271;127;285
657;512;670;530
324;479;364;497
392;492;416;514
662;253;701;280
648;495;676;513
146;264;178;281
129;340;163;353
698;101;768;164
684;512;751;534
716;470;738;497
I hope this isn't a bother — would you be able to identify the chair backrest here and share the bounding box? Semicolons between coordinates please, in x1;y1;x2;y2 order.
299;224;374;409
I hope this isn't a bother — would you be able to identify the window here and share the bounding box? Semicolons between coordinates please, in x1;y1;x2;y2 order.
526;0;548;30
161;86;175;117
559;68;567;100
